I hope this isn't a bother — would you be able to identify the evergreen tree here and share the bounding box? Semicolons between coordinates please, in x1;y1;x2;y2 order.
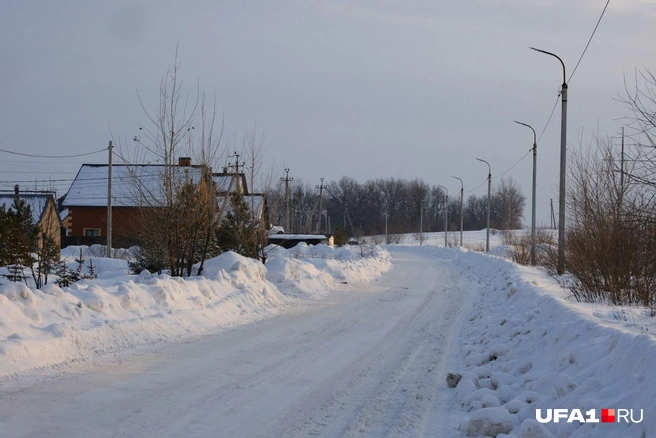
217;193;257;258
0;198;37;283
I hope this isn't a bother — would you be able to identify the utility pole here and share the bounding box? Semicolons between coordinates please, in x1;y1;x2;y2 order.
514;121;538;265
281;169;292;233
437;185;448;248
476;158;492;252
620;127;625;194
550;199;556;230
452;176;464;246
316;178;325;234
530;47;567;274
106;141;113;258
228;152;245;193
294;191;303;234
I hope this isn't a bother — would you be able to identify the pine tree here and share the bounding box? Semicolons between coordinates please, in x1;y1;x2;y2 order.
217;193;257;258
0;198;37;283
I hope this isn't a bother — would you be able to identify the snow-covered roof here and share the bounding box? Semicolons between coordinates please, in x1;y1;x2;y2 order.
0;192;56;224
213;173;248;194
62;164;205;208
268;234;328;240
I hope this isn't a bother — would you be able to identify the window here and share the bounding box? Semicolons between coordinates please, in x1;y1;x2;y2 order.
84;228;100;237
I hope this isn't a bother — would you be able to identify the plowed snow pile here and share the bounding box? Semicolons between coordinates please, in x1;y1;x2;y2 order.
450;249;656;438
0;244;390;378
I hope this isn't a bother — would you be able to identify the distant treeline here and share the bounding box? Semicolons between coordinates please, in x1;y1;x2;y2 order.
268;176;525;236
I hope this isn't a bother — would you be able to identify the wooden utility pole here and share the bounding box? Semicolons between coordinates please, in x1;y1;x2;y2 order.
550;198;556;230
620;127;625;194
106;141;113;258
316;178;325;234
281;169;292;233
228;152;245;194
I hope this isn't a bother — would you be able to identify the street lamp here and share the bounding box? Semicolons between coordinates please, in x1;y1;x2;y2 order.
476;158;491;252
514;120;538;266
452;176;464;246
437;184;448;248
530;46;567;275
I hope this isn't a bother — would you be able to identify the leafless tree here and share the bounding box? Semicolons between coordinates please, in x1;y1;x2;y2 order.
116;49;226;276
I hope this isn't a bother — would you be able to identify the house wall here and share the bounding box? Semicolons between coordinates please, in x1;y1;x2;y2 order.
68;206;144;244
37;200;61;255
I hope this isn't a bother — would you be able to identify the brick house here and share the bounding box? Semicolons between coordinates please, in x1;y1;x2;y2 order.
61;161;268;248
61;160;211;247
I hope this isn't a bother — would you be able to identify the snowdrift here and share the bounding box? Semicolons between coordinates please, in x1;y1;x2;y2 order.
0;245;390;378
452;249;656;438
265;243;391;299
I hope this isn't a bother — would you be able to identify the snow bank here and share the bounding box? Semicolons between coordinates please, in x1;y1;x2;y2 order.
264;243;391;298
0;246;390;378
452;249;656;437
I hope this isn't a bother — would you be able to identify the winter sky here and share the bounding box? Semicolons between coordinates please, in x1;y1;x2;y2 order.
1;0;654;225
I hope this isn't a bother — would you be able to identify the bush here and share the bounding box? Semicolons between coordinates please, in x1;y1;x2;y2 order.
501;229;555;266
565;139;656;306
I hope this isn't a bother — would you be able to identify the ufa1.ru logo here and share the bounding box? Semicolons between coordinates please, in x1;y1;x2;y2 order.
536;409;643;424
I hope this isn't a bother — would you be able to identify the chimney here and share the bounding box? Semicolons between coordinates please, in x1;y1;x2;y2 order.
178;157;191;167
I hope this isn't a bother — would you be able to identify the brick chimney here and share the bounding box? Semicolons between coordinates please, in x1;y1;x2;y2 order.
178;157;192;166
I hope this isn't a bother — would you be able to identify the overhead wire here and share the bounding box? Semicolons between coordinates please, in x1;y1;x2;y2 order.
493;149;533;180
568;0;611;84
0;146;107;159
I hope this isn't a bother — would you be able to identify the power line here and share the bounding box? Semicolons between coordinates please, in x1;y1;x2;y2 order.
0;147;106;159
568;0;611;83
493;149;533;179
537;94;561;143
465;178;488;194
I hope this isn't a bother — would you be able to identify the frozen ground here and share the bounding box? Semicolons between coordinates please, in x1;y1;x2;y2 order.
1;235;655;437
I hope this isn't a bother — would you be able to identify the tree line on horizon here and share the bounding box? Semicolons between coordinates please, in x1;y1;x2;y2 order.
267;176;526;238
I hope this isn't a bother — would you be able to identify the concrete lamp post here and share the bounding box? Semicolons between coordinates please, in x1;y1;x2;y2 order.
475;158;491;252
437;184;448;248
530;46;567;275
514;120;538;266
451;176;464;246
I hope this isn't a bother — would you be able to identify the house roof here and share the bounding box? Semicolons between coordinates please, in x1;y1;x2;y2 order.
217;194;266;221
62;164;206;208
0;192;57;224
213;172;248;194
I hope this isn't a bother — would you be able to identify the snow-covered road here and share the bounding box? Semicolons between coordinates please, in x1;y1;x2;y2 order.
0;247;473;438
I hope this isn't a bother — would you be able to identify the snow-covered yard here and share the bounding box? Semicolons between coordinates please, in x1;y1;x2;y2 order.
1;234;654;437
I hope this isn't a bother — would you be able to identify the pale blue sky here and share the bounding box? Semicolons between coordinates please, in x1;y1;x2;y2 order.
1;0;654;225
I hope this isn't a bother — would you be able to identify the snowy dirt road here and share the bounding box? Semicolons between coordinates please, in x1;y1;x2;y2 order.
1;247;475;438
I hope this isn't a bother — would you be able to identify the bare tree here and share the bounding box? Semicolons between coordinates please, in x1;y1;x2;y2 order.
116;49;226;276
495;177;525;230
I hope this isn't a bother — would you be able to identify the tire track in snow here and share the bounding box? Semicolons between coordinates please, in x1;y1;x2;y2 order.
268;248;474;438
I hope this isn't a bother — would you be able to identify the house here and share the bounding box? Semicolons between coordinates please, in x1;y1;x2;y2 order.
61;160;269;248
213;171;269;226
61;159;210;247
0;187;61;254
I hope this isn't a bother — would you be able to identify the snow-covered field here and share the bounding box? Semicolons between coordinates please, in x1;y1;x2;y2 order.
1;233;654;437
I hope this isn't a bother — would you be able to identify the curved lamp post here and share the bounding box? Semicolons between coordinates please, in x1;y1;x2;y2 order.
530;46;567;275
452;176;464;246
475;158;491;252
514;120;537;265
437;184;449;247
